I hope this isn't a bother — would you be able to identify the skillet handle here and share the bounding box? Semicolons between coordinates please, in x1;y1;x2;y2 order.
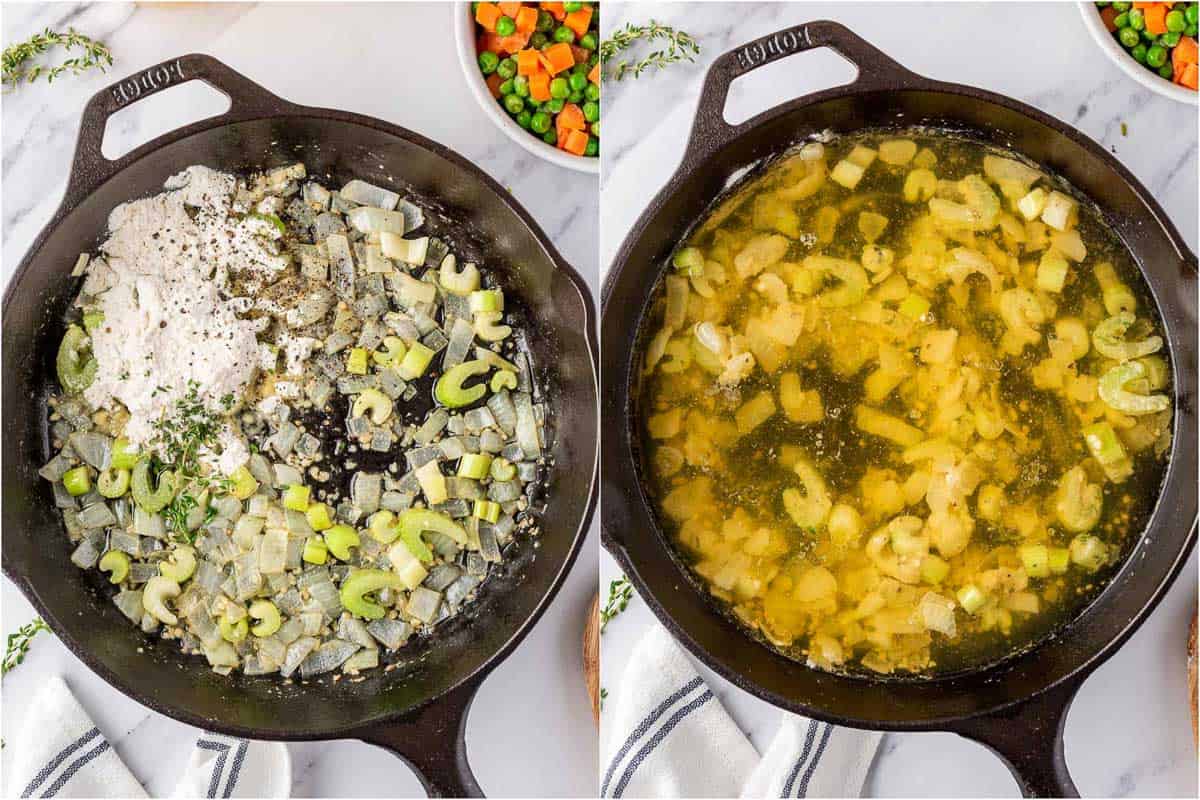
66;53;290;202
686;20;918;164
945;676;1085;798
357;677;486;798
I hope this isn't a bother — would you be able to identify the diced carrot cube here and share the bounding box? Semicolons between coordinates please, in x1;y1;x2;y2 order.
563;129;589;156
556;128;569;149
540;1;566;21
556;102;585;131
486;73;504;99
478;32;504;54
515;6;538;33
497;31;530;54
498;2;522;17
588;63;600;84
475;2;502;32
563;6;593;38
1181;62;1198;90
1143;4;1167;35
529;71;552;102
1175;36;1199;66
517;49;542;76
542;42;575;75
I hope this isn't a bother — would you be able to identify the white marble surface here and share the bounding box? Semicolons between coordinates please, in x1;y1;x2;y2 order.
600;2;1198;798
1;3;598;797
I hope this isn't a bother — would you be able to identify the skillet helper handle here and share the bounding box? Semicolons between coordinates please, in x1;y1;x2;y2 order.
358;678;485;798
686;20;916;164
947;677;1084;798
67;53;287;202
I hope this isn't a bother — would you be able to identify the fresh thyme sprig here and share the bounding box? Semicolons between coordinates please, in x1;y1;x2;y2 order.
600;576;634;632
2;28;112;89
600;21;699;82
3;618;50;676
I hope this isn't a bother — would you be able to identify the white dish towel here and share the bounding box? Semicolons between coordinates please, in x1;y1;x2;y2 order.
8;675;290;799
602;624;883;798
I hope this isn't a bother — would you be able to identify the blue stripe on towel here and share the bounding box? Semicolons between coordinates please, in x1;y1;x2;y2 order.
21;727;101;798
781;720;820;798
796;723;833;797
612;688;715;798
197;739;232;798
42;740;110;798
223;740;249;798
601;676;704;796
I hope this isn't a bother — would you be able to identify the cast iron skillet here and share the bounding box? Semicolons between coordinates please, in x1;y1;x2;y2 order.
2;54;598;798
602;21;1197;798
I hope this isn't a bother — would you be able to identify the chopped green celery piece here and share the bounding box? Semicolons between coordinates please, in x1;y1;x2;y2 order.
219;615;249;643
352;388;393;424
229;465;259;500
672;247;705;277
249;600;281;637
1069;534;1108;572
82;310;104;332
56;325;97;394
110;438;139;470
397;508;468;552
283;484;310;511
99;550;130;584
1082;422;1126;465
436;360;490;408
1018;544;1050;578
473;311;511;342
898;293;931;320
302;536;328;565
440;256;480;295
469;289;504;314
490;370;518;392
247;211;286;235
368;510;399;543
401;528;434;563
1048;547;1071;575
159;546;196;583
458;453;493;479
306;502;333;531
62;465;92;496
346;347;369;375
397;342;435;380
340;568;403;619
324;524;360;560
131;459;175;512
96;468;130;498
490;457;517;481
473;499;501;524
415;461;448;505
373;336;407;368
920;554;949;584
1098;361;1169;415
957;584;987;614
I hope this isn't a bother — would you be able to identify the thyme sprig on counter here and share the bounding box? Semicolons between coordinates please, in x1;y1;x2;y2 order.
601;21;699;82
3;618;50;676
2;28;112;88
600;576;635;632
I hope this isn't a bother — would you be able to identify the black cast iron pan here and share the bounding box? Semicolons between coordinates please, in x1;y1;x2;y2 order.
602;21;1197;798
2;54;598;798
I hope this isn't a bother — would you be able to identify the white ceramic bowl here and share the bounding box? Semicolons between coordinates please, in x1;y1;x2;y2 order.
1078;2;1198;105
453;2;599;173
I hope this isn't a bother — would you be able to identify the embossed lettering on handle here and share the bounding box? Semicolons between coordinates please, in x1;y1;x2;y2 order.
732;26;809;73
109;59;185;105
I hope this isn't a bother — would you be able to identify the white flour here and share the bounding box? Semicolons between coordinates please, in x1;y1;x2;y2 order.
82;166;279;468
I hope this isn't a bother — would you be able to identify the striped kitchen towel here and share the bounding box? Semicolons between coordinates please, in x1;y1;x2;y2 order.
8;676;290;798
601;624;882;798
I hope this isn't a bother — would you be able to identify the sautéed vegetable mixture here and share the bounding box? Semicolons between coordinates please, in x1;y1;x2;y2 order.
639;132;1172;676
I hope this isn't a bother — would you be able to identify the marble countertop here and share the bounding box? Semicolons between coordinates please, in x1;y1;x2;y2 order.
1;3;598;797
600;2;1197;797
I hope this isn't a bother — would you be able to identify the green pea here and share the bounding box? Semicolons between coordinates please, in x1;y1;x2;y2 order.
516;110;532;129
1167;9;1187;29
1159;61;1175;78
530;111;553;133
531;31;549;48
554;25;576;43
582;100;600;122
564;0;583;10
585;82;600;102
503;93;526;114
1112;1;1131;10
478;51;500;75
1188;3;1199;24
536;9;555;31
543;129;559;145
1146;43;1168;66
513;75;530;97
1119;26;1141;47
1129;8;1145;29
579;32;598;50
499;78;515;95
1161;30;1182;45
1186;21;1199;36
569;71;588;92
584;138;599;157
590;119;600;137
545;97;565;113
495;15;516;36
550;76;570;99
1114;10;1130;26
1131;42;1148;62
497;57;518;79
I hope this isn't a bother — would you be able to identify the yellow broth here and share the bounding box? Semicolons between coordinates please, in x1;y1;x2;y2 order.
637;132;1172;676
